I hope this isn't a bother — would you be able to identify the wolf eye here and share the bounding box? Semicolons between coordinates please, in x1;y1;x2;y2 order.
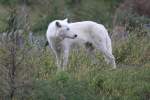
66;28;70;31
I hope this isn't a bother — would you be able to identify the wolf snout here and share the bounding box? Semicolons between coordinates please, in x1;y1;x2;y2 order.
74;34;77;38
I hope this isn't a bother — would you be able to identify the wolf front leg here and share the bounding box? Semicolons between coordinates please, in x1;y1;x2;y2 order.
52;49;62;71
62;46;70;71
50;42;63;71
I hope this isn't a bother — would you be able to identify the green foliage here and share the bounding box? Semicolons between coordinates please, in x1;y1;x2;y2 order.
31;58;150;100
28;34;150;99
0;0;17;5
114;31;150;65
32;15;57;33
32;72;97;100
55;71;70;83
0;0;150;100
90;67;150;99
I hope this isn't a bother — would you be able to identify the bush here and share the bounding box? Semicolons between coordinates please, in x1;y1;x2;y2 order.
0;0;17;5
114;30;150;65
32;72;98;100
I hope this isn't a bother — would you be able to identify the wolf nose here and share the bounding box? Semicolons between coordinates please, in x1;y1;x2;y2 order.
74;34;77;38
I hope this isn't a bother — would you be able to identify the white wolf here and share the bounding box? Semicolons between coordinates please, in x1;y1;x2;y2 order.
46;19;116;71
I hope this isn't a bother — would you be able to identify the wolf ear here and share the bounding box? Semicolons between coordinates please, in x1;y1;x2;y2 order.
64;18;69;23
56;21;61;28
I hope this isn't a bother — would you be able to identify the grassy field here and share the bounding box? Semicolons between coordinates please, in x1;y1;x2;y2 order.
31;49;150;100
0;0;150;100
30;33;150;100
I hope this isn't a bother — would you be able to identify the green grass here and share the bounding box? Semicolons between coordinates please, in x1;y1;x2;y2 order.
27;31;150;100
0;4;9;32
32;60;150;100
0;1;150;99
30;40;150;100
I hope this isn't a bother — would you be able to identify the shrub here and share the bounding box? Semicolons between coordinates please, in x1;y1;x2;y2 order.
114;29;150;65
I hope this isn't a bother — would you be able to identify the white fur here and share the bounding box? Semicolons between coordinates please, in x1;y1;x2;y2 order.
46;19;116;71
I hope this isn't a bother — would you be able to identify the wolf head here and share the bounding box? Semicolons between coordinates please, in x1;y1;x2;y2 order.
55;19;77;39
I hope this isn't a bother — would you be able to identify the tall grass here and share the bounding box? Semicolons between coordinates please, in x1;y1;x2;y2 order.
0;0;150;99
28;28;150;100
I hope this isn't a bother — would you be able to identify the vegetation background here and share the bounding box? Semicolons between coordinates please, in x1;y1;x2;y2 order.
0;0;150;100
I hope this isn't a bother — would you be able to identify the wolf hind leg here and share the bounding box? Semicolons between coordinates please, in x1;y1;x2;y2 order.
95;43;116;68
